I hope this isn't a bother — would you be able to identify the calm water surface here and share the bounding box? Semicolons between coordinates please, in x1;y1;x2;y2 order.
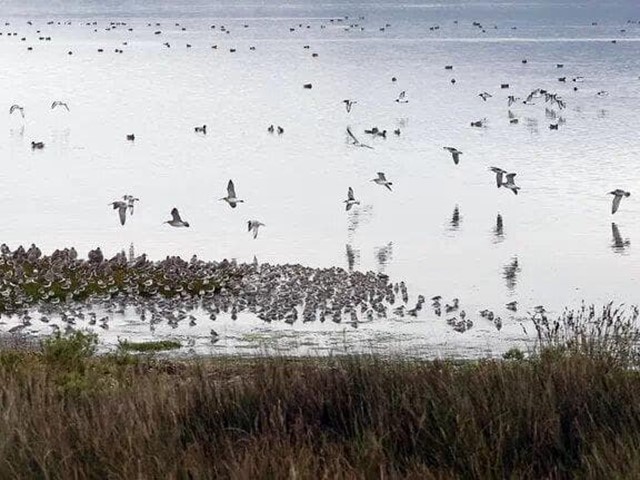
0;0;639;355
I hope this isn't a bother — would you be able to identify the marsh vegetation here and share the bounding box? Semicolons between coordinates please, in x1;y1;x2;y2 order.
0;305;639;478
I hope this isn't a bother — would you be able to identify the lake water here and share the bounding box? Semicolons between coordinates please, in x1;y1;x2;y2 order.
0;0;639;356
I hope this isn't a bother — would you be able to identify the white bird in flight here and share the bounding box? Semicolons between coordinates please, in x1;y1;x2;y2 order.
164;207;190;227
247;220;265;239
9;104;24;117
610;189;630;214
443;146;462;165
51;101;70;111
344;187;360;211
371;172;393;191
123;195;140;215
503;173;520;195
346;127;372;149
220;180;244;208
395;91;408;103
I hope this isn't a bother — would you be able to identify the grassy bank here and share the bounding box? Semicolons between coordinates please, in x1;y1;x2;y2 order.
0;327;639;478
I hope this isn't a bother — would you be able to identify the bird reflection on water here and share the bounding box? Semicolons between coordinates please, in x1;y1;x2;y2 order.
448;205;461;232
374;242;393;273
347;204;373;236
493;213;504;243
611;223;630;254
503;256;520;291
345;244;360;272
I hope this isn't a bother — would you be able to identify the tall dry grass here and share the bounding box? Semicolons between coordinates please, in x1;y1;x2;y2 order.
0;304;640;478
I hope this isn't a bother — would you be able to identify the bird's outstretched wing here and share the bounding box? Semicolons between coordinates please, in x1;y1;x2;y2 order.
171;208;182;222
348;187;355;201
118;206;126;225
346;127;359;144
612;195;622;214
51;101;69;111
377;172;386;181
227;180;236;198
9;104;23;117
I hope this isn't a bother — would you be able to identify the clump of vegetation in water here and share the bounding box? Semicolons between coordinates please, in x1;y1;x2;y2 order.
118;339;182;352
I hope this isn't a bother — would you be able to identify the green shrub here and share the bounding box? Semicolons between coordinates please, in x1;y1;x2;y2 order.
502;347;525;361
42;330;97;369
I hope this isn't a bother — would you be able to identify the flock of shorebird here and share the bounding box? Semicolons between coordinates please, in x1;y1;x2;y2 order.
2;13;638;341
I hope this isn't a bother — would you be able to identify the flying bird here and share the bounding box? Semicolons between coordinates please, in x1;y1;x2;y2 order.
220;180;244;208
343;99;357;112
51;101;70;111
395;91;408;103
110;201;128;226
123;195;139;215
526;88;543;102
346;127;372;149
478;92;492;101
344;187;360;211
610;189;630;214
371;172;392;191
490;167;506;187
164;208;190;227
9;104;24;117
247;220;265;239
503;173;520;195
443;146;462;165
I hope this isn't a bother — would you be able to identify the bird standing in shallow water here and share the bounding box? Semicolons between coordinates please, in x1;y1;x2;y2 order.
344;187;360;211
371;172;392;191
220;180;244;208
610;189;630;214
164;208;190;227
